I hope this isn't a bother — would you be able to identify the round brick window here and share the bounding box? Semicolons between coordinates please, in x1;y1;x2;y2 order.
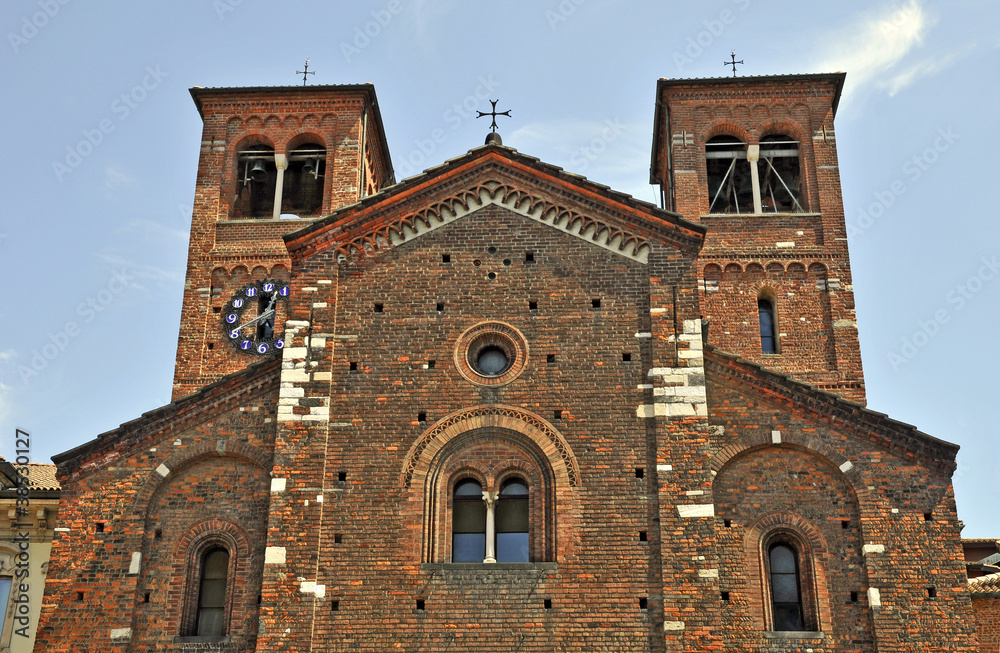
455;322;528;386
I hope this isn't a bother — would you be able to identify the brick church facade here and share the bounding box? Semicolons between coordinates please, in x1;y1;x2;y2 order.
33;74;983;651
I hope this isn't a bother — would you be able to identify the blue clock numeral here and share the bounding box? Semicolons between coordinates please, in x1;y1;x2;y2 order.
232;299;244;309
240;340;252;350
257;343;269;354
279;286;289;296
229;329;240;339
245;287;257;297
226;314;238;324
263;282;274;292
275;339;284;349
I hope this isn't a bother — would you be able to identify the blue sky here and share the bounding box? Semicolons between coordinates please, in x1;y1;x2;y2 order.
2;1;997;536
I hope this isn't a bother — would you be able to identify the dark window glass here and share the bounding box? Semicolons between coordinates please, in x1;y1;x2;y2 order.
196;548;229;636
477;347;509;375
496;480;529;562
706;136;753;213
0;577;10;639
769;544;803;631
758;135;803;212
233;146;276;218
453;480;485;562
758;298;777;354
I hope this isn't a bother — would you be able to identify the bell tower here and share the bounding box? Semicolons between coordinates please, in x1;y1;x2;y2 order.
650;73;865;403
172;84;394;399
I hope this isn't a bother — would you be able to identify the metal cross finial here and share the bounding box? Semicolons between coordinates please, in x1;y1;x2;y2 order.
724;50;744;77
476;99;512;133
296;59;316;86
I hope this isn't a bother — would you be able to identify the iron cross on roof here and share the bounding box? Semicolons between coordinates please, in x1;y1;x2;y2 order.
296;59;316;86
477;99;511;133
724;50;743;77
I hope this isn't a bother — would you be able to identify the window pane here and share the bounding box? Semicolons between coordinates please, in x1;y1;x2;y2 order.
496;499;528;532
500;480;528;496
769;545;795;572
453;500;486;533
453;533;485;562
773;604;803;631
454;479;482;496
197;607;225;637
0;577;10;640
199;579;227;608
759;300;776;354
771;573;799;603
203;550;229;579
497;532;529;563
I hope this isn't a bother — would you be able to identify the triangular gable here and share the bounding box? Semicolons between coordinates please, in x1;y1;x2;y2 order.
52;358;280;479
704;346;959;473
284;144;705;264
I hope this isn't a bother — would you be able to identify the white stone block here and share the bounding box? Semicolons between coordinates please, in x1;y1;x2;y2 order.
677;504;714;518
677;349;703;360
863;544;885;555
776;241;795;248
283;347;308;359
314;584;326;598
663;621;685;631
281;369;311;383
686;490;705;496
683;319;702;334
277;405;294;414
656;464;673;472
667;403;696;417
265;547;286;564
839;460;854;473
278;398;299;407
637;405;656;418
313;372;332;381
300;581;316;594
698;568;719;578
155;464;170;478
312;302;328;309
279;387;305;398
650;308;667;314
635;332;652;338
868;587;881;607
308;337;326;348
771;430;781;444
110;628;132;640
271;478;287;492
129;552;141;574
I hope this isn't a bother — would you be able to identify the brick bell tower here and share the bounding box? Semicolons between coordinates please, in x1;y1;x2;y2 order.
650;73;865;403
172;85;394;399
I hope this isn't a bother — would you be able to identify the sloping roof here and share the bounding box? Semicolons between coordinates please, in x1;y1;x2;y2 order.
705;346;959;471
969;572;1000;595
52;357;280;477
963;538;1000;546
0;461;60;492
283;141;706;262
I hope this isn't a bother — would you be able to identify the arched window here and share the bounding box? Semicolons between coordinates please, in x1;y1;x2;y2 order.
758;135;803;212
232;145;277;218
452;479;486;562
706;135;752;214
758;297;777;354
768;543;804;631
282;143;326;216
496;479;529;563
196;548;230;636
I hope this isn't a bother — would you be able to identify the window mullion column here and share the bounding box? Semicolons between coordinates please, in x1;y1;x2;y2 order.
747;144;762;213
482;490;498;564
271;153;288;220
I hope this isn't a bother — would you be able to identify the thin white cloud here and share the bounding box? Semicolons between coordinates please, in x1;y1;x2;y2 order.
0;350;15;362
879;44;976;96
104;166;135;189
812;0;937;99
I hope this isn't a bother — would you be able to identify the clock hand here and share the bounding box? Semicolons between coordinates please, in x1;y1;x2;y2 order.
235;308;276;332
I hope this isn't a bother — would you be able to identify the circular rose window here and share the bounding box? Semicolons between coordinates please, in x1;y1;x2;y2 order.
455;322;528;386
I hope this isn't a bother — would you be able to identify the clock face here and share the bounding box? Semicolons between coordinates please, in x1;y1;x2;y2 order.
221;279;290;356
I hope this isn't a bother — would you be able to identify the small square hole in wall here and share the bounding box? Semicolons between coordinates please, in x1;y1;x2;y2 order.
418;412;427;423
926;587;937;598
622;352;632;362
334;533;343;544
923;512;933;522
638;597;648;610
544;599;552;610
154;528;162;539
75;592;84;602
635;467;644;479
436;302;444;312
639;531;648;542
95;523;105;533
553;410;563;420
373;303;384;313
591;298;601;309
257;593;262;605
415;599;426;612
442;254;451;263
529;300;538;310
331;600;340;611
850;591;859;603
349;361;358;371
427;360;436;369
207;343;214;350
720;591;730;602
525;251;535;263
547;354;556;364
213;306;221;314
143;592;151;604
723;519;732;528
338;471;347;482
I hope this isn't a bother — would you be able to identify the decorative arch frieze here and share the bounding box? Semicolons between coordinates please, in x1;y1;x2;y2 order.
336;180;651;264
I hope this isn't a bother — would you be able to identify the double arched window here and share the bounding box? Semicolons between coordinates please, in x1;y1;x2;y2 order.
452;477;530;563
231;140;327;219
706;133;804;214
